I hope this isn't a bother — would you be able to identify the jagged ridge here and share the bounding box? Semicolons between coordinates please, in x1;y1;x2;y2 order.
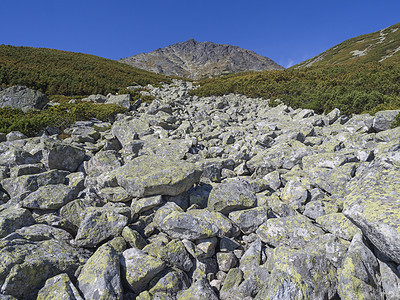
119;39;284;79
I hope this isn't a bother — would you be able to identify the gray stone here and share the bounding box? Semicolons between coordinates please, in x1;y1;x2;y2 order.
6;131;27;141
112;117;152;147
343;167;400;264
228;207;271;234
0;237;80;299
85;150;122;177
157;210;219;241
21;184;76;210
177;278;219;300
77;244;123;300
316;213;361;241
256;214;324;248
217;252;238;272
37;273;83;300
121;247;166;294
114;156;201;197
337;233;383;299
207;179;257;215
75;207;129;248
379;259;400;300
0;207;35;238
106;94;131;109
260;244;338;300
372;110;400;132
0;86;49;112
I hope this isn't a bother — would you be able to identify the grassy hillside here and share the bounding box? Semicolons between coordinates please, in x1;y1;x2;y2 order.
190;22;400;117
0;45;171;96
190;62;400;115
295;22;400;68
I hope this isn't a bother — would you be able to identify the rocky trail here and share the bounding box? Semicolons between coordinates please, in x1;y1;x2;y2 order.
0;80;400;299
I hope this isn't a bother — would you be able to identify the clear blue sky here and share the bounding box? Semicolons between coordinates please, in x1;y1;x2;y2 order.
1;0;399;68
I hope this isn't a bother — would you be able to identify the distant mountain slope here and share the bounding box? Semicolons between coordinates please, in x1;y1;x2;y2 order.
295;22;400;68
0;45;171;96
119;39;284;79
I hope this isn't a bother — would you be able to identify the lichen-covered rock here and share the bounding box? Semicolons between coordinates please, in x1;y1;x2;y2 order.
228;207;271;234
343;167;400;263
112;117;153;147
217;252;238;272
1;169;69;199
121;247;166;294
98;186;131;203
220;268;244;300
316;213;361;241
372;110;400;132
158;211;219;241
75;207;129;248
0;86;49;112
122;227;147;250
21;184;76;210
0;238;80;299
4;224;72;242
35;138;86;172
0;144;38;167
207;179;257;215
188;209;240;237
0;207;35;238
155;239;193;272
106;94;131;109
77;243;123;300
379;259;400;300
260;244;338;300
303;198;340;219
37;273;83;300
85;150;122;177
280;179;310;211
337;233;383;299
115;156;201;197
133;195;164;214
256;214;324;248
239;239;262;279
176;278;219;300
148;268;190;297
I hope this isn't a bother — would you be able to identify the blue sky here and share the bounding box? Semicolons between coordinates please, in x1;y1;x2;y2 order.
1;0;399;68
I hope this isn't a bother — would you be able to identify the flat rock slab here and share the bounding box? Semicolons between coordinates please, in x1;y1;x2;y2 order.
256;214;324;248
115;156;201;197
0;207;35;238
343;167;400;264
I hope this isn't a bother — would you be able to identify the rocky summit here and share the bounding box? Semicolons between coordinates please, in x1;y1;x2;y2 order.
119;39;284;79
0;80;400;299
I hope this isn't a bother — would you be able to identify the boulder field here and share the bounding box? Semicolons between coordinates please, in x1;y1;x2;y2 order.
0;80;400;299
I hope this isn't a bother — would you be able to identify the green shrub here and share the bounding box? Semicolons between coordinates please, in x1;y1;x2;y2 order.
0;102;127;137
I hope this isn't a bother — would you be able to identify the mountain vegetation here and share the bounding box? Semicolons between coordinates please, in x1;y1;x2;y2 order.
295;22;400;68
190;23;400;117
0;45;171;96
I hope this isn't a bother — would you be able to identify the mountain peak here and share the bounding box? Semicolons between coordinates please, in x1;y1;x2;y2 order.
119;40;284;79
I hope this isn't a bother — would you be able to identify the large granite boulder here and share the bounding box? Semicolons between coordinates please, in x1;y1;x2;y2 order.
343;166;400;263
114;156;201;197
0;86;49;112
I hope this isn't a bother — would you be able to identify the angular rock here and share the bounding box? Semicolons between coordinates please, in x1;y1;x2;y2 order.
106;94;131;109
256;214;324;248
21;184;76;210
77;244;123;300
0;238;80;299
260;245;338;300
337;233;383;299
0;86;49;112
177;278;219;300
343;167;400;263
121;247;166;294
207;179;257;215
1;169;68;199
228;207;271;234
372;110;400;132
0;207;35;238
37;273;83;300
316;213;361;241
112;117;153;147
75;207;129;248
115;156;201;197
157;211;219;241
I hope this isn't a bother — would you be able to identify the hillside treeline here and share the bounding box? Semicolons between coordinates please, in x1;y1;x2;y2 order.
190;62;400;115
0;45;171;96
